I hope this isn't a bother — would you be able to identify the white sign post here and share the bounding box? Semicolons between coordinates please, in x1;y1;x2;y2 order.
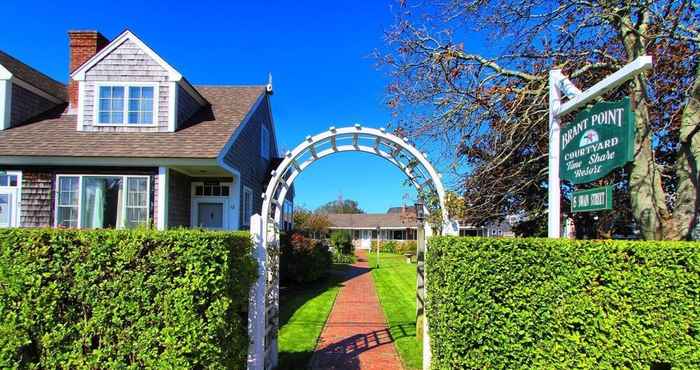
548;55;653;238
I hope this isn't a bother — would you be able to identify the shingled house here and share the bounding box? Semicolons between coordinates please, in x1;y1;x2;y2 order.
0;30;292;230
327;206;514;249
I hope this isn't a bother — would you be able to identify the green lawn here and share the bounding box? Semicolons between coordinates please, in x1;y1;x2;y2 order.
368;252;423;370
276;265;347;370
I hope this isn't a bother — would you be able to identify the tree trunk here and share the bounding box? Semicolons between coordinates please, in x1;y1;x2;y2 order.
673;64;700;240
619;9;677;240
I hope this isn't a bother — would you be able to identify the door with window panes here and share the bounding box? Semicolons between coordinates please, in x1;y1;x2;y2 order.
0;172;20;228
191;182;232;230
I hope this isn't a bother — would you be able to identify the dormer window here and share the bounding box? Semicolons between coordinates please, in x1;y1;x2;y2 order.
96;83;157;126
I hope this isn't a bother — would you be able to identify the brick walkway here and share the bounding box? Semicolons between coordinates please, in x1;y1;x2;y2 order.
310;250;403;370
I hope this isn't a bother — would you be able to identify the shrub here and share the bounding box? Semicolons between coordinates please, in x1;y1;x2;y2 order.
329;230;353;255
371;240;417;255
280;233;331;284
427;237;700;369
331;250;356;264
396;240;417;255
0;228;256;369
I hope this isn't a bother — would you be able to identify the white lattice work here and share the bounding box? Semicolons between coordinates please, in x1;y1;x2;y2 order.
247;125;456;370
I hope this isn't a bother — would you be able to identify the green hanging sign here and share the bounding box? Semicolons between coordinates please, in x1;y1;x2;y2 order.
572;186;613;213
560;97;635;184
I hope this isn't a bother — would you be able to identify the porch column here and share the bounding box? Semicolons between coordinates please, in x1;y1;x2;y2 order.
156;167;169;230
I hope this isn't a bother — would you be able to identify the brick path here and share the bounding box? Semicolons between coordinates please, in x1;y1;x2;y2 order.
310;250;403;370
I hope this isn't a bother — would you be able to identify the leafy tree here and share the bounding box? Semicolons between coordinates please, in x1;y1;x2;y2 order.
316;197;365;214
378;0;698;240
292;207;331;239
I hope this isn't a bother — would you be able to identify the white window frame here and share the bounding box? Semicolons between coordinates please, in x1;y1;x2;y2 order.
0;170;22;227
54;174;151;228
190;182;233;230
260;125;270;160
93;82;159;127
242;186;253;226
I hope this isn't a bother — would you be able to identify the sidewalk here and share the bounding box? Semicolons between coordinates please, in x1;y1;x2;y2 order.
310;250;403;370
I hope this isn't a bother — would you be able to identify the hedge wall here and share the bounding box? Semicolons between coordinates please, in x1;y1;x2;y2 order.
427;237;700;369
0;228;257;369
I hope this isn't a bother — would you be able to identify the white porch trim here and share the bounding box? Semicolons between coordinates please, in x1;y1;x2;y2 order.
156;167;169;230
0;65;12;131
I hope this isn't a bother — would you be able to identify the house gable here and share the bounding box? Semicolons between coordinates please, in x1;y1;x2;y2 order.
0;51;67;130
71;30;206;133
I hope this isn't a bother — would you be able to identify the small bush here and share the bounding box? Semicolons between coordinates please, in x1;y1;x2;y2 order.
0;228;256;369
329;230;353;255
371;240;417;255
396;240;417;255
427;237;700;369
280;233;331;284
331;250;356;264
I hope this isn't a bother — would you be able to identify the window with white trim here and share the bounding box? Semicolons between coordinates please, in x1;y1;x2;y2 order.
56;177;79;228
243;186;253;226
97;84;156;125
261;125;270;160
0;174;19;187
55;175;150;229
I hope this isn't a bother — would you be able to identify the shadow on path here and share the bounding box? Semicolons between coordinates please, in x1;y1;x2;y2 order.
309;250;404;370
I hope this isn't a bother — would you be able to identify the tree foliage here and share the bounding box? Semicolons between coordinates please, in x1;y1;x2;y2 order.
316;197;365;214
292;207;331;239
378;0;699;239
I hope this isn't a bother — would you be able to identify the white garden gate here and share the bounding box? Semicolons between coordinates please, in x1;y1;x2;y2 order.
246;125;457;370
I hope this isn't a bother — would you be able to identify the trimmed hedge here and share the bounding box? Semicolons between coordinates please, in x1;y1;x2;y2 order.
427;237;700;369
372;240;417;255
0;228;257;369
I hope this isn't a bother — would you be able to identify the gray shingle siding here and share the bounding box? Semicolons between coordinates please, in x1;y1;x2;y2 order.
81;39;170;132
168;169;191;227
222;94;279;229
10;83;57;127
20;171;53;227
176;84;200;128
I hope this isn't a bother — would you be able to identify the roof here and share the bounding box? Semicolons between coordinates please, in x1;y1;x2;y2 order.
387;206;415;214
0;50;68;101
327;212;417;229
0;86;266;158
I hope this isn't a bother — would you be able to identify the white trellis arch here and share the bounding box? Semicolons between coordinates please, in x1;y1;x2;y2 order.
247;125;457;370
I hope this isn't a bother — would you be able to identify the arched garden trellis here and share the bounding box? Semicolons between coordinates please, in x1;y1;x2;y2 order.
247;125;457;370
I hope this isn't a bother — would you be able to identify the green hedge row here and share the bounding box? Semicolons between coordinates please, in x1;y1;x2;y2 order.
371;240;417;255
0;228;257;369
427;237;700;369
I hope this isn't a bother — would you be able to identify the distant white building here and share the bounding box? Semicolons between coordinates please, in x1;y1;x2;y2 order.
326;206;514;250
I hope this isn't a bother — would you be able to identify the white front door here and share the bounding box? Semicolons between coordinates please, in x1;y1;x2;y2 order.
360;229;371;249
0;171;21;228
190;182;234;230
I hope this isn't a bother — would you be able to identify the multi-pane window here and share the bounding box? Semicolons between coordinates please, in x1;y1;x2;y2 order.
128;87;154;124
126;178;148;228
57;177;79;228
194;184;230;197
97;85;155;125
0;174;18;187
243;186;253;226
98;86;124;124
55;175;149;229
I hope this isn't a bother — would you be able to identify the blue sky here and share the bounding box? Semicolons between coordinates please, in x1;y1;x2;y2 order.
2;0;439;213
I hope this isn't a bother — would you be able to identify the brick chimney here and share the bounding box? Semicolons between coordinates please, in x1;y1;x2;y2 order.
68;30;108;111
